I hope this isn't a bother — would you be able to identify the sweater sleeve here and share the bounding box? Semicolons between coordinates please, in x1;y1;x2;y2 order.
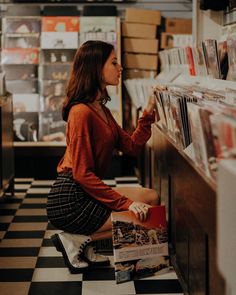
115;109;155;156
68;110;133;211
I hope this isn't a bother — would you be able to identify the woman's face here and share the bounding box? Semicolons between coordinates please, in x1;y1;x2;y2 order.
102;50;122;87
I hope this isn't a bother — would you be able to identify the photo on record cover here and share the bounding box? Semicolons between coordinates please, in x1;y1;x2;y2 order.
111;206;169;284
13;112;39;142
39;111;66;142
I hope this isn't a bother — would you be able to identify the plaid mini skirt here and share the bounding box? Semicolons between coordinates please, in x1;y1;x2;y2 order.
47;171;111;235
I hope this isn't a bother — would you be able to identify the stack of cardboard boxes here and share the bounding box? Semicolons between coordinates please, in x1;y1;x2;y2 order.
161;18;192;49
122;8;161;79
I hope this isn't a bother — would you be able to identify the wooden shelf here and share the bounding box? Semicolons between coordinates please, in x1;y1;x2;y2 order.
149;125;225;295
5;33;40;37
14;143;66;179
14;141;66;147
41;62;72;66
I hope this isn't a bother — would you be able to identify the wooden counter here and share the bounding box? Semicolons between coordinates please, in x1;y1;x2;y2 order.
151;124;225;295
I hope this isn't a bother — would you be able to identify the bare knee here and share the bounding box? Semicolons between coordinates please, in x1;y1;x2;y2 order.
145;188;160;205
114;186;160;205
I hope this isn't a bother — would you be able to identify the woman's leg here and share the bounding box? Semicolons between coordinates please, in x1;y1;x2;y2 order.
91;216;112;240
54;187;159;271
91;187;159;240
52;216;113;270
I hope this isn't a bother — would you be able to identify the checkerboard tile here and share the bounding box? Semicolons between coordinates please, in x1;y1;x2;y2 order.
0;177;183;295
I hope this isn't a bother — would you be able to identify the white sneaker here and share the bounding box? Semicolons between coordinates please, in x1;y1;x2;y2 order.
51;232;91;273
84;244;110;266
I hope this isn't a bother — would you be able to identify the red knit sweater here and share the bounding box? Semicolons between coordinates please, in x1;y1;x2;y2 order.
57;103;155;211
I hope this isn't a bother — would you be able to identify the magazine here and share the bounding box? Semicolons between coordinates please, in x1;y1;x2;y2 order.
111;206;169;284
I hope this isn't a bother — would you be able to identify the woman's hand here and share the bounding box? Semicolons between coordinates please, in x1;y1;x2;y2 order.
128;202;152;222
145;94;156;114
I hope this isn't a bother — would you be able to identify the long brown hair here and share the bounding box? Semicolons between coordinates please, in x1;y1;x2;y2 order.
62;40;113;121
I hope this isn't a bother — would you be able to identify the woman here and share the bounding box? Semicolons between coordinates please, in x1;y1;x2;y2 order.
47;40;158;274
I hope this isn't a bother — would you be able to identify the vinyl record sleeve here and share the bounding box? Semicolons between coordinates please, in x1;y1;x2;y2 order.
111;206;169;284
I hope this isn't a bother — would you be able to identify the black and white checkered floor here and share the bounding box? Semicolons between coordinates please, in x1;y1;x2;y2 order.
0;178;183;295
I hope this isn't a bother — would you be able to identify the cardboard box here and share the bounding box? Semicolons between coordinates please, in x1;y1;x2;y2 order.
123;38;158;54
123;53;158;70
123;69;157;79
125;8;161;25
122;22;157;39
166;18;192;34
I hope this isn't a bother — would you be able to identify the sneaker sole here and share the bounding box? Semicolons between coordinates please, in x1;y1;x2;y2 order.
51;234;89;274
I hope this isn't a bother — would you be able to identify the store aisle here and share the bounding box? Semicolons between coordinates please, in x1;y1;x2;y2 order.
0;178;183;295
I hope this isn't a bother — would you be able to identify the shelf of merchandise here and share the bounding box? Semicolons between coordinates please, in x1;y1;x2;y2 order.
1;15;41;146
39;15;80;145
7;14;123;147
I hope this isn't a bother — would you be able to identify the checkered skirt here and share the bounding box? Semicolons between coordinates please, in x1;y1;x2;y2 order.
47;171;111;235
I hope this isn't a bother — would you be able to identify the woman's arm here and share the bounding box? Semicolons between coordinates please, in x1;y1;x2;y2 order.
111;109;155;156
68;108;133;211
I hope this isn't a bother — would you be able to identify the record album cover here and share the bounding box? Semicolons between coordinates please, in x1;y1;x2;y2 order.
112;206;169;284
13;112;39;142
39;111;66;142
